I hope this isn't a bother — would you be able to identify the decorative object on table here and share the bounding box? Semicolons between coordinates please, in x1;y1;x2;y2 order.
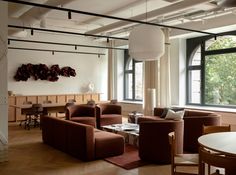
8;91;13;96
144;88;156;116
87;82;94;92
14;63;76;82
128;112;143;124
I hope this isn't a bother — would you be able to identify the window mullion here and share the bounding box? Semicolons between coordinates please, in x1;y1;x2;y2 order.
201;42;205;105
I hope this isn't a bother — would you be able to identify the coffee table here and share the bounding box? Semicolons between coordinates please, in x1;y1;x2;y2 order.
101;123;139;147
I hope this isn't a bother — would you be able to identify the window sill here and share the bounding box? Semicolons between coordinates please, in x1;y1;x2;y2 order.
175;105;236;114
119;100;143;105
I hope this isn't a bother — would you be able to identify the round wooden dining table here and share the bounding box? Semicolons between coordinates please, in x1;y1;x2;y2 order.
198;132;236;156
198;132;236;175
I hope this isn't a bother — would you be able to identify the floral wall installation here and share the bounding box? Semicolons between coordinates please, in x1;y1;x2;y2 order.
14;63;76;82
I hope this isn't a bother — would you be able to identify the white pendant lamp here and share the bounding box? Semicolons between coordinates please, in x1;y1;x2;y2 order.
219;0;236;7
128;25;165;61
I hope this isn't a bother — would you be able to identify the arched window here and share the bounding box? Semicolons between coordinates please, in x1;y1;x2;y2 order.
187;33;236;107
124;50;143;101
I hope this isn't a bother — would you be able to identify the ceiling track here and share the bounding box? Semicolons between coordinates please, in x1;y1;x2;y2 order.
8;38;126;51
3;0;220;38
8;25;128;41
8;47;106;56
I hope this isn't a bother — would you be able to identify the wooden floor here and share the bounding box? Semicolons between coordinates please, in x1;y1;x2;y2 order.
0;123;197;175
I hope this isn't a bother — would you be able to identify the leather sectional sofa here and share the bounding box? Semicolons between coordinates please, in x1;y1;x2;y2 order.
138;107;221;153
41;115;125;161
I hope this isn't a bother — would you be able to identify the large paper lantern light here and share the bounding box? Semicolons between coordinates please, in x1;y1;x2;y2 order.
129;25;165;61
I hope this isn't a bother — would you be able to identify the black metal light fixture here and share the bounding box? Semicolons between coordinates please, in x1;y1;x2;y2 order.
8;47;106;56
3;0;218;37
68;11;72;19
8;38;126;51
31;29;34;35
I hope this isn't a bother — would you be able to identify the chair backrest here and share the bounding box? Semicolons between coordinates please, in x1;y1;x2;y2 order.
68;99;76;103
168;132;175;164
203;125;231;135
32;103;44;113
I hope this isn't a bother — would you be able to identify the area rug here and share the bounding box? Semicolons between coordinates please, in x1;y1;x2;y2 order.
104;144;148;170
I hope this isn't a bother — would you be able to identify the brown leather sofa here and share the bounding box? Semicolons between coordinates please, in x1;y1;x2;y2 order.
95;103;122;129
138;107;221;153
139;120;184;164
41;115;125;161
66;104;96;127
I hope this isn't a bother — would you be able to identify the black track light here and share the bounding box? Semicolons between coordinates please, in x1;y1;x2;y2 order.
214;35;217;40
31;29;34;35
98;54;100;58
8;39;10;45
52;51;54;55
107;38;109;43
75;45;77;50
68;11;72;19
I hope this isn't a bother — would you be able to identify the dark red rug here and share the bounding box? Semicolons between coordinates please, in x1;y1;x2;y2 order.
104;144;148;170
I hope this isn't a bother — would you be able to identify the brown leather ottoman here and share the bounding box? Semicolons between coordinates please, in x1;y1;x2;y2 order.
94;130;125;159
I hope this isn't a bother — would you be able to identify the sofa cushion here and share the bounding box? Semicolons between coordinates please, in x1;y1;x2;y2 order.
165;109;185;120
100;114;122;127
94;131;124;159
160;107;185;118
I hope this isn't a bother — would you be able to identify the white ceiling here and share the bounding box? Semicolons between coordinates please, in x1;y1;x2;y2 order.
7;0;236;40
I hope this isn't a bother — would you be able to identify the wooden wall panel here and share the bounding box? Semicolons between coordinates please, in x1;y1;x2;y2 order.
37;96;47;104
83;94;92;103
8;97;16;122
66;95;75;103
91;94;99;103
26;96;37;104
75;95;83;104
47;95;57;103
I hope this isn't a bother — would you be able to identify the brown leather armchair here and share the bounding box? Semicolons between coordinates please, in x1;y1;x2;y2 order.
66;104;96;127
95;103;122;129
139;120;184;164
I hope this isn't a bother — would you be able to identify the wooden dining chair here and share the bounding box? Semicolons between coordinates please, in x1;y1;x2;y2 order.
202;125;231;175
202;125;231;135
168;132;199;175
25;104;44;130
19;101;32;127
199;146;236;175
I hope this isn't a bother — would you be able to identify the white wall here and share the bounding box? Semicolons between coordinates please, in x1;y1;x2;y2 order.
0;1;8;162
8;32;108;100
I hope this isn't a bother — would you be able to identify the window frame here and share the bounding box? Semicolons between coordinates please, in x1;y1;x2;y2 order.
186;30;236;108
123;49;143;101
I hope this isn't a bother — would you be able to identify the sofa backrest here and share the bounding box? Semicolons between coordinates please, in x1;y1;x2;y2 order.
96;103;121;115
41;115;95;161
66;104;96;119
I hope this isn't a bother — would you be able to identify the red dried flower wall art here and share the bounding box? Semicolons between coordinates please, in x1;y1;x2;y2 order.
14;63;76;82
